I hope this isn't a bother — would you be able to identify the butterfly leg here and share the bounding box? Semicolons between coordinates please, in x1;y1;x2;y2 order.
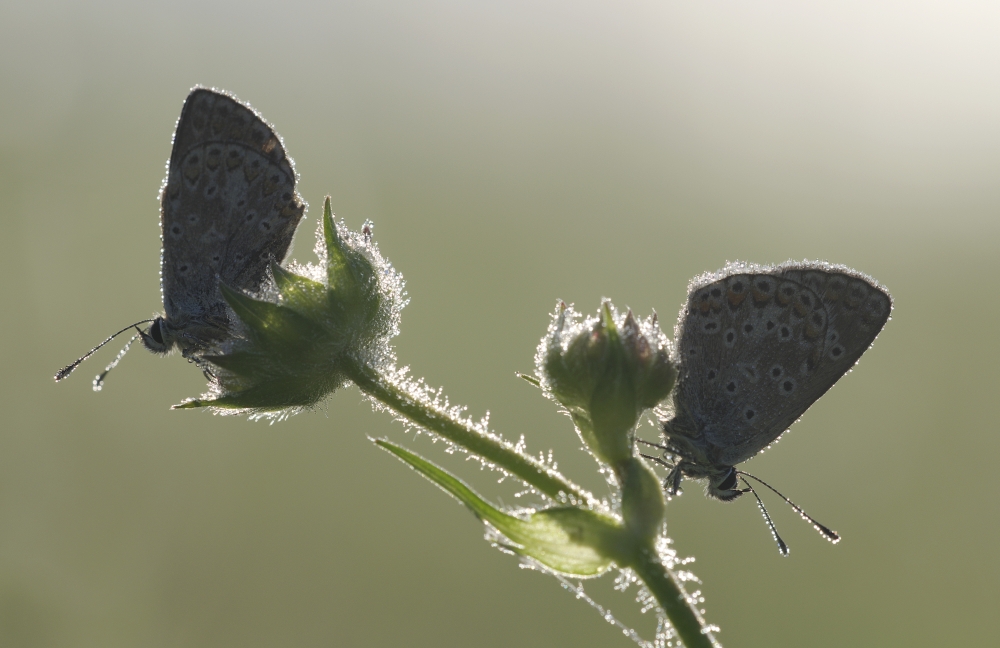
665;465;684;497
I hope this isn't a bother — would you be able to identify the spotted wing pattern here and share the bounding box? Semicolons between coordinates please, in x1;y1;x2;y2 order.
159;88;306;339
670;261;892;467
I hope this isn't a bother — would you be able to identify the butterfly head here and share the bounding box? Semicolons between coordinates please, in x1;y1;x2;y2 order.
672;454;745;502
705;465;744;501
138;317;173;355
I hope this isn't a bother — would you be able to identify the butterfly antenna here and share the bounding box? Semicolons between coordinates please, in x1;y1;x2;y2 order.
55;319;156;382
737;470;840;544
92;332;141;392
738;476;789;556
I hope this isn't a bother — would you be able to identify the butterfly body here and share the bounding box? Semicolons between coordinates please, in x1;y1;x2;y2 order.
661;261;892;501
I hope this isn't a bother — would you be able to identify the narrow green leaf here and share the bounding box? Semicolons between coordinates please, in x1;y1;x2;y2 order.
376;439;622;576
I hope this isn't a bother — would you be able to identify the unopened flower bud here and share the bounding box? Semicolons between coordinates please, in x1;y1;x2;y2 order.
536;301;675;466
176;197;405;419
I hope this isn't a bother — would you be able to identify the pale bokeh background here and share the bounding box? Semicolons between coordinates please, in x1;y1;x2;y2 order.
2;1;998;646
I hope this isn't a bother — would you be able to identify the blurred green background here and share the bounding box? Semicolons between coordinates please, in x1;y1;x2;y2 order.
2;1;997;646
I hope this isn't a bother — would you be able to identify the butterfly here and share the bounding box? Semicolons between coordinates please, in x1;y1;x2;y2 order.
56;87;306;388
641;261;891;553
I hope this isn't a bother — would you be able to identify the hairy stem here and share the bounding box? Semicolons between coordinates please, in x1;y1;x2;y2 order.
343;356;593;504
628;545;720;648
344;356;718;648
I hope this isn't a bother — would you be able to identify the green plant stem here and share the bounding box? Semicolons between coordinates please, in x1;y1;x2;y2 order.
346;356;719;648
343;356;593;504
628;545;719;648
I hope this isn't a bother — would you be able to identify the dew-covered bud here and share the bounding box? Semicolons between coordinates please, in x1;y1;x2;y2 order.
535;301;676;466
176;196;405;419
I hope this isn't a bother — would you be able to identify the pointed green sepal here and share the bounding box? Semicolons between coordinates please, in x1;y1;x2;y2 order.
270;261;327;313
517;372;542;388
218;282;277;331
219;284;330;368
171;398;207;409
322;196;349;288
200;351;263;376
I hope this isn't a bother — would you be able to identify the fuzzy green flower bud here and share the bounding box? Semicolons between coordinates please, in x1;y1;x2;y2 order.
176;197;405;418
535;301;676;467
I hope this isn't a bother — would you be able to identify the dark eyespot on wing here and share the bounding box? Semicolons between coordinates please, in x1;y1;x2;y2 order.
667;261;892;470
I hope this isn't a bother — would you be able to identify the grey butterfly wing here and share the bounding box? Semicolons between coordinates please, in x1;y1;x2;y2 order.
673;271;786;463
674;263;891;467
160;88;306;332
